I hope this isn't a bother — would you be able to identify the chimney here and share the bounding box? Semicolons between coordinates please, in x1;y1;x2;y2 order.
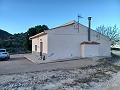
88;17;91;41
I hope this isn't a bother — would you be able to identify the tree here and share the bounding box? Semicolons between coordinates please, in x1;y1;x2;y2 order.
0;29;12;38
0;29;27;53
96;25;120;46
25;25;49;51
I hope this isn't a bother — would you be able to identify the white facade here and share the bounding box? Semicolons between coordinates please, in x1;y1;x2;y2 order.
30;21;111;61
81;42;100;58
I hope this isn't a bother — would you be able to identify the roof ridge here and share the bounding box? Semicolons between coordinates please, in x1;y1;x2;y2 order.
61;20;76;26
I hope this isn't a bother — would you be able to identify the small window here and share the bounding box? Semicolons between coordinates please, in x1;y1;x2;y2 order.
35;45;37;51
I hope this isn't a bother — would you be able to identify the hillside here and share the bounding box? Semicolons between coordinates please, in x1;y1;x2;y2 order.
0;29;12;38
0;29;27;53
0;24;49;53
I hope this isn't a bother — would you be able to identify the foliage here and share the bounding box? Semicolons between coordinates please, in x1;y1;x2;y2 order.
0;31;27;53
0;25;49;53
24;25;49;51
96;25;120;46
0;29;12;38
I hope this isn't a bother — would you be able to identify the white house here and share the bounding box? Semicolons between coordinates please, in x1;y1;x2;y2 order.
30;19;111;61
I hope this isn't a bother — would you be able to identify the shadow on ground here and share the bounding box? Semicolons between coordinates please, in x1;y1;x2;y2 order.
0;57;26;62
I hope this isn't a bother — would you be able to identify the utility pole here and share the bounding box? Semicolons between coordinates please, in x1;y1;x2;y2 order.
78;14;83;33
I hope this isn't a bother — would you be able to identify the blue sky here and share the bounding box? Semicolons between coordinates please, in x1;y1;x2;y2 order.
0;0;120;34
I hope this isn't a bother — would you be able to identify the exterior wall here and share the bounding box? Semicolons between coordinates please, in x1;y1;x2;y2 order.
31;21;111;61
47;23;88;60
98;35;111;56
47;22;111;60
81;44;99;58
32;34;48;58
90;30;111;56
48;34;84;60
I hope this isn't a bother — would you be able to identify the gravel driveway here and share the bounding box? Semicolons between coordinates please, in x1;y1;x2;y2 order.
0;54;97;75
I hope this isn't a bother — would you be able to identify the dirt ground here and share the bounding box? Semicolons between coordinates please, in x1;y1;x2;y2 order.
0;54;97;75
0;51;120;90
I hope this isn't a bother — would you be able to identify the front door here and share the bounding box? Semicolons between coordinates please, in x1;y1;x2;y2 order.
40;42;43;56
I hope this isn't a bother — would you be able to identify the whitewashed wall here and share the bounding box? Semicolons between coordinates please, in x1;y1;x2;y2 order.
47;22;89;60
47;21;111;60
32;34;48;57
31;21;111;60
81;44;99;58
90;30;111;56
99;34;111;56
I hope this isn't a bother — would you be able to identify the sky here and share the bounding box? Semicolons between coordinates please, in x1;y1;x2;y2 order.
0;0;120;34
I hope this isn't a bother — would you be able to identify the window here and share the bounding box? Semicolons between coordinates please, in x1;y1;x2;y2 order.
35;45;37;51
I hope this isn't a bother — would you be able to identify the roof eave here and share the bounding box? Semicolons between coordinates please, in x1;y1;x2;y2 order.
29;32;47;40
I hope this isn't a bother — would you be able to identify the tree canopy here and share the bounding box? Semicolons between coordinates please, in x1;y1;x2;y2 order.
0;30;26;53
25;25;49;51
96;25;120;46
0;29;12;38
0;25;49;53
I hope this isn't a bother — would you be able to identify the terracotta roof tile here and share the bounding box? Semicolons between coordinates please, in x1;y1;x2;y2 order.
81;41;100;44
29;32;47;40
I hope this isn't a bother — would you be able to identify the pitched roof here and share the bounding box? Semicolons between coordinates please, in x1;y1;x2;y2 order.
49;20;76;30
29;20;76;39
29;32;47;40
29;20;110;40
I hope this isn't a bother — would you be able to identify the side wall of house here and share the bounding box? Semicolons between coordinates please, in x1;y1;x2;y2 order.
90;30;111;56
32;34;48;58
47;23;88;60
47;22;111;60
99;34;111;56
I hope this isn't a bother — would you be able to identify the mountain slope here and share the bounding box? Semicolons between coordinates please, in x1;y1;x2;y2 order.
0;29;26;53
0;29;12;38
